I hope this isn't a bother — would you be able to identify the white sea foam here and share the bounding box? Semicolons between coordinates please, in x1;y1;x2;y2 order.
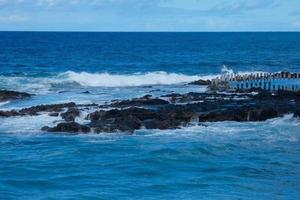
0;114;59;134
0;68;270;92
135;114;300;145
0;112;299;144
0;101;10;107
0;71;217;92
61;71;210;87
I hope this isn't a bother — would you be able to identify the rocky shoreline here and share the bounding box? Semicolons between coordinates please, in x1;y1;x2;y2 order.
1;88;300;134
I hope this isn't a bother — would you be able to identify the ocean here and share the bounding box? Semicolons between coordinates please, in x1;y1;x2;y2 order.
0;32;300;199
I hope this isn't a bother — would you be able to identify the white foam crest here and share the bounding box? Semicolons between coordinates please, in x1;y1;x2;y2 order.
0;67;272;92
0;101;10;107
0;75;64;94
0;71;218;91
62;71;207;87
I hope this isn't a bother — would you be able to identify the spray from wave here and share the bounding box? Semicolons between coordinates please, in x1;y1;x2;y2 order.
221;65;267;76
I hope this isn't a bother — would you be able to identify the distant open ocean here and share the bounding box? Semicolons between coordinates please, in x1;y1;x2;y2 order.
1;32;300;199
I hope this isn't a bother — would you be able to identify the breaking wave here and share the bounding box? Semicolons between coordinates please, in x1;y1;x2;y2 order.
0;71;215;91
0;68;268;92
61;71;212;87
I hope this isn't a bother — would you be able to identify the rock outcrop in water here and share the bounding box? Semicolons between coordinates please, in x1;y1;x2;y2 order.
0;102;76;117
294;110;300;118
189;79;211;86
0;90;31;102
42;122;90;133
61;107;80;122
85;107;197;133
109;95;169;108
1;89;300;134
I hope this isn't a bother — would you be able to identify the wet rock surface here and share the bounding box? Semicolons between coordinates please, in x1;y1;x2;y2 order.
294;110;300;118
198;107;279;122
42;122;90;134
189;79;211;86
0;90;32;102
0;102;77;117
86;107;197;133
61;107;80;122
109;95;169;108
1;90;300;134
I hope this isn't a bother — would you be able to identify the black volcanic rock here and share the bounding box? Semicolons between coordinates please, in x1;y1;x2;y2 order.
0;110;20;117
93;115;142;133
198;107;279;122
86;110;105;121
0;102;77;117
189;79;211;86
19;102;76;116
87;107;153;133
86;107;198;133
255;108;278;121
0;90;31;102
2;90;300;134
294;110;300;118
110;95;169;108
143;119;173;130
61;107;80;122
48;112;59;117
43;122;90;133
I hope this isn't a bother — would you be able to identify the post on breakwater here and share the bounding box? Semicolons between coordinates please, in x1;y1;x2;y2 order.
211;71;300;92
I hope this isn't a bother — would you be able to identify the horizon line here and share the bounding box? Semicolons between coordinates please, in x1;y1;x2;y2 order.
0;30;300;33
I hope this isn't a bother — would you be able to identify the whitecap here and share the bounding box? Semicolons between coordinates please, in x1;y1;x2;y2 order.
0;101;10;107
0;68;272;93
61;71;208;87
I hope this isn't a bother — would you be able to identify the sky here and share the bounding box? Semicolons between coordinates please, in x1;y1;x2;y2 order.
0;0;300;31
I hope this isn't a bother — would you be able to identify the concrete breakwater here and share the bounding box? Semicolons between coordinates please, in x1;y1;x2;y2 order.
211;71;300;91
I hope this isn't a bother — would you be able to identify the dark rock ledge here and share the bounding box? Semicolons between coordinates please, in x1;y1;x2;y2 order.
0;102;77;117
0;91;299;134
0;90;32;102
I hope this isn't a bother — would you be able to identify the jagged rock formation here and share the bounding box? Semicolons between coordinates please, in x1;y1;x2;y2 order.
1;90;300;134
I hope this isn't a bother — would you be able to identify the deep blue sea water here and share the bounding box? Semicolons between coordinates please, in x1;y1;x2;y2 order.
0;32;300;199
